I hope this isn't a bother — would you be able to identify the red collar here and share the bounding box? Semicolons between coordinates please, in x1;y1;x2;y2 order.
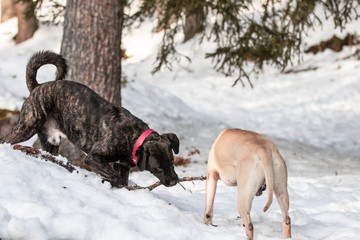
132;129;156;164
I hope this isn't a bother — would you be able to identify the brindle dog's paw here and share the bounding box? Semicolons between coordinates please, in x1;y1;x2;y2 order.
101;177;125;188
110;180;125;188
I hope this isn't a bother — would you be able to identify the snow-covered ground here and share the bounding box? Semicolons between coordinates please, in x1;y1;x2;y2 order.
0;13;360;240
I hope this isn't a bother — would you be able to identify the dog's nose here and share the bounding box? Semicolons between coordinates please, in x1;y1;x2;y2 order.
168;178;178;187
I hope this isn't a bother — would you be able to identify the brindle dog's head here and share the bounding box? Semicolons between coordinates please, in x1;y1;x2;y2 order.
135;133;179;187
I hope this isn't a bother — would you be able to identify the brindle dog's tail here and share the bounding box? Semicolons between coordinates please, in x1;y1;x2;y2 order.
26;50;68;92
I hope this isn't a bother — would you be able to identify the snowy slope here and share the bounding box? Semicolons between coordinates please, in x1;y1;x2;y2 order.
1;14;360;240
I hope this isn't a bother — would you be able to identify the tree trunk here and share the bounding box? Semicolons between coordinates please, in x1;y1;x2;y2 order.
14;0;38;44
1;0;16;22
184;12;204;42
60;0;123;106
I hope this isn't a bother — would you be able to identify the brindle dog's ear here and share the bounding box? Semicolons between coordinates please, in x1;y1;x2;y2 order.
162;133;180;154
135;146;147;171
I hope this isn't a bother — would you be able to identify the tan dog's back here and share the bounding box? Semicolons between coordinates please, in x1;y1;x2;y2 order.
204;128;291;239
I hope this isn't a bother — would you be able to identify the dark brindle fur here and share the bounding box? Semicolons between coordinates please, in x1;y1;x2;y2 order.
0;51;179;187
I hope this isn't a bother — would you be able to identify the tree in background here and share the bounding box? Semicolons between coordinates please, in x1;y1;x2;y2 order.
1;0;38;43
1;0;64;43
14;0;38;43
183;4;205;42
129;0;360;87
60;0;124;106
1;0;15;22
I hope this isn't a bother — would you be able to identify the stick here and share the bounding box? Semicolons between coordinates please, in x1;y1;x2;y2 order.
13;144;77;173
125;176;207;191
12;144;206;191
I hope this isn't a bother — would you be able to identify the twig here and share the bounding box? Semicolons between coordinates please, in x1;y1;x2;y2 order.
284;66;318;74
13;144;77;173
125;176;207;191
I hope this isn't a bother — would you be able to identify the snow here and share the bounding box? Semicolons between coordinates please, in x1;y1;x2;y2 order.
1;11;360;240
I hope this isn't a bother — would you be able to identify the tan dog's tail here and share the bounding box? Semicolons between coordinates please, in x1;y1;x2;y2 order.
26;51;68;92
259;149;274;212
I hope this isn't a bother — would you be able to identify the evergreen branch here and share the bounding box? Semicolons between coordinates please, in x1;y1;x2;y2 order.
26;0;360;86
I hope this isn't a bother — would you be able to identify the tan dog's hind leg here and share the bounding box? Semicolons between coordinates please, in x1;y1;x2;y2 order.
204;170;219;225
275;180;291;239
236;159;265;240
237;191;254;240
272;148;292;239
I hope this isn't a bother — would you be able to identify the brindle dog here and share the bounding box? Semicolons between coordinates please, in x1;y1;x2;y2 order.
0;51;179;187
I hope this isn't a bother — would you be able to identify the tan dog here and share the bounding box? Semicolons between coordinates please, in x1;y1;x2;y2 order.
204;129;291;239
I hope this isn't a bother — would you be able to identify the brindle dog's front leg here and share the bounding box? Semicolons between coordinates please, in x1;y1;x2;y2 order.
84;153;123;188
113;163;130;186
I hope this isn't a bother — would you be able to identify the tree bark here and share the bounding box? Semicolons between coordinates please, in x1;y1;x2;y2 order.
1;0;15;22
60;0;123;106
14;0;38;44
184;12;204;42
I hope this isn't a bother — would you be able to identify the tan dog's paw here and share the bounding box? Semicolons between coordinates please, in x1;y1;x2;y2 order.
204;213;213;225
